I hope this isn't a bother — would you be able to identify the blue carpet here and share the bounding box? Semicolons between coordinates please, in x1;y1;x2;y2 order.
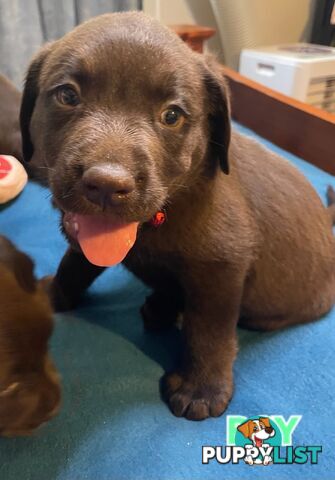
0;124;334;479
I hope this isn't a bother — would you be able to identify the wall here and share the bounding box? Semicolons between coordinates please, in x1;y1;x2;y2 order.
143;0;316;68
142;0;224;60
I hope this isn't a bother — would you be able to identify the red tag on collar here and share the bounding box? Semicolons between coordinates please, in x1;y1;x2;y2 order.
149;210;166;227
0;156;12;179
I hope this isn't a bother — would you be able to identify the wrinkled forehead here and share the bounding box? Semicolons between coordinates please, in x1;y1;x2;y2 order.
41;33;201;108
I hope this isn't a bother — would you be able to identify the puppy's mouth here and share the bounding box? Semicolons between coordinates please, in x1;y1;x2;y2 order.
63;212;139;267
254;436;263;447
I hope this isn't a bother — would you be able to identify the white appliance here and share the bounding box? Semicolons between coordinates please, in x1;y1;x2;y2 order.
239;43;335;113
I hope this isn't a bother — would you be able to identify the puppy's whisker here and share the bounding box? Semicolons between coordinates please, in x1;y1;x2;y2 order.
169;183;188;189
209;139;228;149
34;165;56;172
58;185;77;201
36;165;56;171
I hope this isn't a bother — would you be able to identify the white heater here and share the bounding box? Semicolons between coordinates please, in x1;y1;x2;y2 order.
239;43;335;113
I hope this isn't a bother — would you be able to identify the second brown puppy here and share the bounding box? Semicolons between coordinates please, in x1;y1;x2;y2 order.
0;236;60;436
19;13;335;420
0;74;22;160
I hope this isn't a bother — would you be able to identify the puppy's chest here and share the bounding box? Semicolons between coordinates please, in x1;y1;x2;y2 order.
126;224;185;269
123;219;228;283
126;213;241;271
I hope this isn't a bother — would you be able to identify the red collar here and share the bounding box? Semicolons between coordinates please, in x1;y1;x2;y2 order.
149;210;166;227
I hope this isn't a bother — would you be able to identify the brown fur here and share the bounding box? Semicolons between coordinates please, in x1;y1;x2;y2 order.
327;185;335;224
0;74;22;159
0;236;60;436
19;12;335;420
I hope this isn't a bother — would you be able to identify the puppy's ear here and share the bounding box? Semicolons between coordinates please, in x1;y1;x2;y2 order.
20;44;53;163
201;55;231;175
0;236;36;293
237;420;252;438
260;417;271;428
12;251;37;294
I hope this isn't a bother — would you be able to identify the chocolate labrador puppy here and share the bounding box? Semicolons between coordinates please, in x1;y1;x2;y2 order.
19;12;335;420
0;236;60;436
0;75;59;434
0;74;22;160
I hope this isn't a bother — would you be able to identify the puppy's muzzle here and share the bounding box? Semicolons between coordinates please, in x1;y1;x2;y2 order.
82;164;135;208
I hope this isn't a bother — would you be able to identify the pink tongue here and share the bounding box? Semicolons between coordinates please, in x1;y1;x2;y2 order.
255;437;262;448
75;214;139;267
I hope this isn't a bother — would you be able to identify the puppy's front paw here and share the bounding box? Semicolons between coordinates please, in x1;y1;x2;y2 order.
162;372;232;420
263;455;273;466
39;275;77;312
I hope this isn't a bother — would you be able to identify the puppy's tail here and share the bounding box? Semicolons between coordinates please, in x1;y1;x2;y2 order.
326;186;335;226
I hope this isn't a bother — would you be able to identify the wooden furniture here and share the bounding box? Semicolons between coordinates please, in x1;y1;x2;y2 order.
170;25;216;53
172;25;335;175
223;66;335;175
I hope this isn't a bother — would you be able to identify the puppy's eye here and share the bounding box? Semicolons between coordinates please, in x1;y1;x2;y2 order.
55;86;80;107
253;426;258;432
160;107;185;128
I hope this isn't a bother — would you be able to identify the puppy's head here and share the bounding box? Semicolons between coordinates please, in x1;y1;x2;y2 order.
20;12;230;246
238;418;275;446
0;236;61;436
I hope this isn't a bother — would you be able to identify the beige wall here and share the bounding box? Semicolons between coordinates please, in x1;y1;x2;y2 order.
211;0;316;68
143;0;316;67
142;0;224;59
143;0;193;23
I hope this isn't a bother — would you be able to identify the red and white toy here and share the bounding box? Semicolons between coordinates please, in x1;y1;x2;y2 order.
0;155;27;204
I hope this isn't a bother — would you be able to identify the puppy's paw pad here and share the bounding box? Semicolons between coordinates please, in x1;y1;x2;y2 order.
162;372;231;420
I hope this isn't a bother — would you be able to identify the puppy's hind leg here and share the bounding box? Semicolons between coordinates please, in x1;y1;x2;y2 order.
238;315;300;332
326;185;335;226
239;311;326;332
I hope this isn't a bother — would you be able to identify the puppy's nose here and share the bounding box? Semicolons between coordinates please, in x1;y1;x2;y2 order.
265;427;273;434
82;164;135;207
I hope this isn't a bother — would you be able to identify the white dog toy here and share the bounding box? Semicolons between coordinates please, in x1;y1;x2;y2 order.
0;155;27;204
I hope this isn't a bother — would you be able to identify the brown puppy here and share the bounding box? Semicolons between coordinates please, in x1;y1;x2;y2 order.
0;74;22;160
0;236;60;436
19;12;335;420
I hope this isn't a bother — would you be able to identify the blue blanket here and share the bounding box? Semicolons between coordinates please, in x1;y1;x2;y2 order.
0;124;334;480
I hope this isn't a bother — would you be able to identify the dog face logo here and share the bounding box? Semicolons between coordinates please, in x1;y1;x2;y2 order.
202;415;322;466
238;417;275;447
237;417;275;465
